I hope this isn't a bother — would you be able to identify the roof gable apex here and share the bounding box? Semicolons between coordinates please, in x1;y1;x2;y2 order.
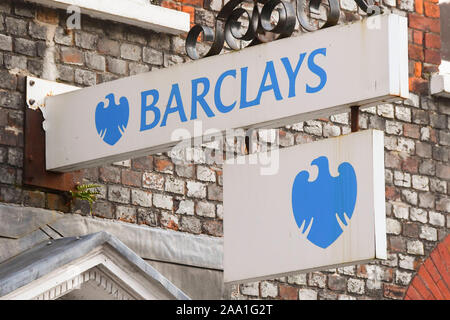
0;232;190;300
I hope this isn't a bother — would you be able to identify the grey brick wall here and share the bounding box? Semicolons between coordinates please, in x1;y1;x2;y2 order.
0;0;447;300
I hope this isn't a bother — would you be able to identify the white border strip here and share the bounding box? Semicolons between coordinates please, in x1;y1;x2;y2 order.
373;130;387;260
28;0;190;34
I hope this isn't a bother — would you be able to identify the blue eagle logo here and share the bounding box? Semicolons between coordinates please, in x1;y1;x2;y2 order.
95;93;129;146
292;156;357;249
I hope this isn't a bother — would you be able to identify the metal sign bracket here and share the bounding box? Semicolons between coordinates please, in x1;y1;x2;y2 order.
351;106;360;132
24;76;83;192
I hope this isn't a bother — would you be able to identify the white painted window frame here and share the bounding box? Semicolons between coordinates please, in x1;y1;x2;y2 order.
27;0;190;35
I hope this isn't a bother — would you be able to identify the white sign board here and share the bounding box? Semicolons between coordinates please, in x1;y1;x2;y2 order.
223;130;386;284
45;14;407;172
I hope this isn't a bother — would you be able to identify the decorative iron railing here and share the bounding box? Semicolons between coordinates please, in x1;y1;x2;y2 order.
185;0;382;60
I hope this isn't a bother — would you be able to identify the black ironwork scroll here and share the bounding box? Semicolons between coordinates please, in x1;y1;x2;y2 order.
185;0;383;60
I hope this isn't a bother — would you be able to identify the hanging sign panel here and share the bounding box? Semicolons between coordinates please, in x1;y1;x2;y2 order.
223;129;387;284
45;14;407;172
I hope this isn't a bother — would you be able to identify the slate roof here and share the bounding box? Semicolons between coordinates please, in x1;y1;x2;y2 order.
0;231;190;300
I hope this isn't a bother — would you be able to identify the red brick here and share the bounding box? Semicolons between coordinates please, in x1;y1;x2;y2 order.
404;124;421;139
384;268;394;283
357;265;368;278
176;0;203;7
429;128;438;143
436;279;450;299
444;235;450;250
406;285;424;300
424;258;442;283
402;158;419;173
121;170;142;187
383;284;407;299
182;6;195;26
385;151;402;169
166;219;179;231
415;0;424;14
424;1;440;18
411;276;434;299
411;62;419;77
437;243;450;267
414;258;424;271
409;77;429;94
409;13;440;33
0;129;18;146
36;7;59;24
424;33;441;49
389;236;405;252
414;62;422;78
428;268;448;299
409;43;424;61
279;285;298;300
386;186;400;201
96;38;119;57
328;274;347;291
161;0;181;10
216;170;222;184
60;48;83;65
424;49;441;65
132;155;153;171
155;158;174;173
406;284;424;300
99;167;121;183
423;64;440;74
431;250;450;287
413;30;423;45
47;193;70;212
418;266;445;299
23;190;45;208
202;220;223;237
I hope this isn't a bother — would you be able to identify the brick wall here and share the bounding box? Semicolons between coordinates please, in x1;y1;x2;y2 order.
408;0;441;93
0;0;448;300
405;235;449;299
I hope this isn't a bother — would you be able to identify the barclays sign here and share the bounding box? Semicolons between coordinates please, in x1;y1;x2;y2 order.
44;14;407;172
224;130;387;284
292;156;357;249
139;48;326;133
94;47;327;147
95;94;130;146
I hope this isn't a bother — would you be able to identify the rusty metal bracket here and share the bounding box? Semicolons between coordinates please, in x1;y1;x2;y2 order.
26;76;79;113
24;76;83;192
351;106;360;132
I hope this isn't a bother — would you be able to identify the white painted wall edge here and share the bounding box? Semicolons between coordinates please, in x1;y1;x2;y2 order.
430;73;450;98
439;60;450;74
373;130;387;260
27;0;190;35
